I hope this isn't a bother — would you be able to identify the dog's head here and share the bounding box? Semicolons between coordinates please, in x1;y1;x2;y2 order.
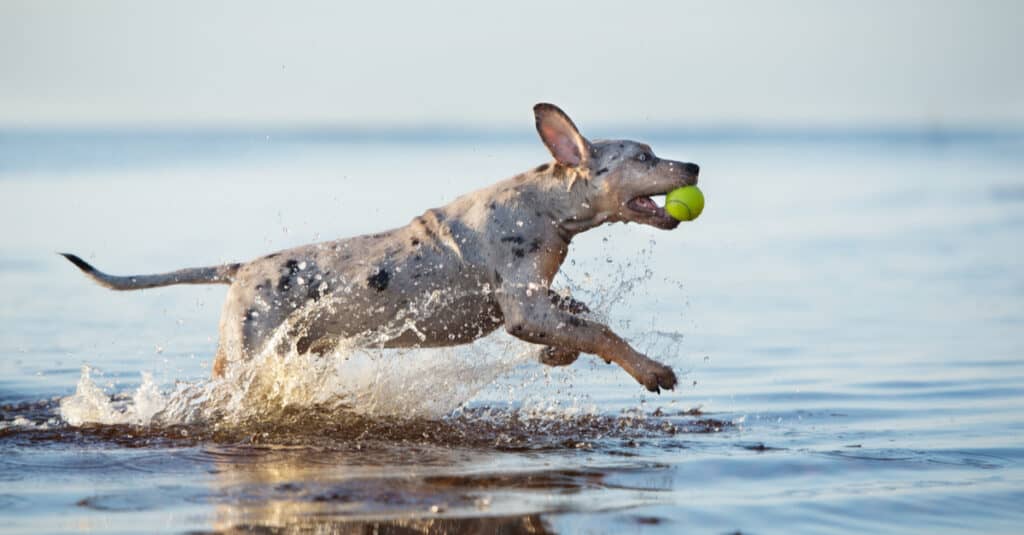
534;103;699;230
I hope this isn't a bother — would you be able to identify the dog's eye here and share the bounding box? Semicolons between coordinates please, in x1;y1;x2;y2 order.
636;152;652;162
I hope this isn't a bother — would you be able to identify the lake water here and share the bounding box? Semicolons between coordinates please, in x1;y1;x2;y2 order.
1;128;1023;534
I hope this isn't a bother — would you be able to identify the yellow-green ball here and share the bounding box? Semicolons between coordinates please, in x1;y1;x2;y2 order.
665;186;705;221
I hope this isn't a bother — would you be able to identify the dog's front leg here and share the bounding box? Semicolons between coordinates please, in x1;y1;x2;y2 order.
548;289;590;315
498;284;677;393
536;289;591;367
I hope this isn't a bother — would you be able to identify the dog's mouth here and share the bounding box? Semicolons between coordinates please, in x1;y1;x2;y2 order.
626;194;679;229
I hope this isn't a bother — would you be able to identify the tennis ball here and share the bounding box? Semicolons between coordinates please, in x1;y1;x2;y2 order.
665;186;705;221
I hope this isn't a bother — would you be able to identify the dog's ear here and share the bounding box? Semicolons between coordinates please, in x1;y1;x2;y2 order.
534;103;591;167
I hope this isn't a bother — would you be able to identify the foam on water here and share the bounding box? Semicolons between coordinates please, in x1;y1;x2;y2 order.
60;331;538;427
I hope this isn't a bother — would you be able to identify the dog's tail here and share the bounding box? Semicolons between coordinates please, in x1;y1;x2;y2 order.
60;253;241;291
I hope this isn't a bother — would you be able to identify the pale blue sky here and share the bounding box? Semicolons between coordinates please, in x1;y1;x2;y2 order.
2;0;1021;127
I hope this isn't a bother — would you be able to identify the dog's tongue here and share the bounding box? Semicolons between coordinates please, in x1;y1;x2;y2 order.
633;197;658;211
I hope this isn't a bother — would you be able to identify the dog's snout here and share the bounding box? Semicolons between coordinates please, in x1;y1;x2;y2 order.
683;162;700;176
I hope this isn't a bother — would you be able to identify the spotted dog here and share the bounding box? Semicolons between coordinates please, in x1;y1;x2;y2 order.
62;103;699;393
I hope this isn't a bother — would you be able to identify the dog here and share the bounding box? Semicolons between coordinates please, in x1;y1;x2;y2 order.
62;103;699;393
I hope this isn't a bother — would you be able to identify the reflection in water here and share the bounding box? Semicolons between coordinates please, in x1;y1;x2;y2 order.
215;516;553;534
204;447;559;533
2;398;726;532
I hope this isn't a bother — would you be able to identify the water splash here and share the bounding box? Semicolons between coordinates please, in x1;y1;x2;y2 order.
60;331;536;427
59;367;167;426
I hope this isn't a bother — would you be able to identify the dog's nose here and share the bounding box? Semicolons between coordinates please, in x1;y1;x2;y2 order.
683;162;700;175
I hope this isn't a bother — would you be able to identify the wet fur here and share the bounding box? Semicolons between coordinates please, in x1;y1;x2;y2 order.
63;104;699;393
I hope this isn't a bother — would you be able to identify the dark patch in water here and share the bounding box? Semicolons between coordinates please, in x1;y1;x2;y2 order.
740;442;784;452
0;400;732;451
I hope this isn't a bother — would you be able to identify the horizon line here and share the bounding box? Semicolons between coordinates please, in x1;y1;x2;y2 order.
2;122;1024;144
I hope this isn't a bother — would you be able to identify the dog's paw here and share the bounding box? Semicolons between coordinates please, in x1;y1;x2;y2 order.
639;362;677;394
538;346;580;367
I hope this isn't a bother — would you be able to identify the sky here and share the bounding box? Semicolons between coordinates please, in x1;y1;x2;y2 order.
2;0;1022;128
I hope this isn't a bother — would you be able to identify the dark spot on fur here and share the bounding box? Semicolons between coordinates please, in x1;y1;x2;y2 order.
488;202;497;210
513;249;525;258
550;292;590;314
529;238;541;253
410;238;420;246
596;167;609;176
306;281;326;302
412;272;422;279
414;255;422;261
567;316;584;327
367;268;390;292
244;308;259;321
500;236;525;245
493;270;503;284
264;253;281;260
278;260;300;291
534;163;550;173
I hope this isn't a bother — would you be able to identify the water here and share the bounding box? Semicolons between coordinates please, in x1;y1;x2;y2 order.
1;129;1023;533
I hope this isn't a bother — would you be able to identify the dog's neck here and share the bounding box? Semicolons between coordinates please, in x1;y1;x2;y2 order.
526;163;616;240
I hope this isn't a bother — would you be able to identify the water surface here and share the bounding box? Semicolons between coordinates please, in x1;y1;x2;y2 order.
1;130;1023;533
